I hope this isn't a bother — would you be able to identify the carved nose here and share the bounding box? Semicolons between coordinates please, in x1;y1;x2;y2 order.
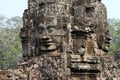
40;36;53;42
41;36;50;41
40;28;50;40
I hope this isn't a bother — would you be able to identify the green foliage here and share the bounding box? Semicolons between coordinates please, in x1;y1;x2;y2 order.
108;18;120;55
0;15;22;69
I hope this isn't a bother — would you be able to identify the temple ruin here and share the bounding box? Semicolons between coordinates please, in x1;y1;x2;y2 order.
0;0;112;80
19;0;111;80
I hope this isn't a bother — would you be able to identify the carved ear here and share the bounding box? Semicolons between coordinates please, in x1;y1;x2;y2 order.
70;7;75;16
97;34;105;49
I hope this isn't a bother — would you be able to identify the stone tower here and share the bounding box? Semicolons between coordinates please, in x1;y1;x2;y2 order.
19;0;111;79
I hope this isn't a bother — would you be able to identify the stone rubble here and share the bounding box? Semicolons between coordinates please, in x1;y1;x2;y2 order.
0;0;113;80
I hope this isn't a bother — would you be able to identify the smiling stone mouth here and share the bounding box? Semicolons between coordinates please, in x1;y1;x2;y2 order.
40;39;55;47
39;38;57;51
40;42;54;47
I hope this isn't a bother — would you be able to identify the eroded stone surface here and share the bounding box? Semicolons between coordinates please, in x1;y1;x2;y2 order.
0;0;112;80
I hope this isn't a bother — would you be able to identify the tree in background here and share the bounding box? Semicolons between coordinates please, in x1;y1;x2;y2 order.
108;18;120;55
0;15;22;69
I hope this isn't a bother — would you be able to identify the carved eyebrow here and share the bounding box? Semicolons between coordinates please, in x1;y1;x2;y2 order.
46;26;56;30
46;26;52;29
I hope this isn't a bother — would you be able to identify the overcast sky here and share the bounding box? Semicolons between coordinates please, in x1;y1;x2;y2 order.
0;0;119;19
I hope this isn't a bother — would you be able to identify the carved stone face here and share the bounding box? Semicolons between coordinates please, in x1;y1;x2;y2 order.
38;25;66;52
